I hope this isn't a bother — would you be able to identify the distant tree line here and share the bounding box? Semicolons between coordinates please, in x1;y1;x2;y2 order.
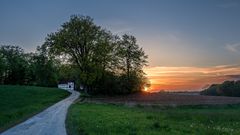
0;15;149;95
201;80;240;97
0;45;58;87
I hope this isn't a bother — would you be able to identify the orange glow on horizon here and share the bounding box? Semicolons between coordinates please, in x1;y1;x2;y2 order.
144;65;240;92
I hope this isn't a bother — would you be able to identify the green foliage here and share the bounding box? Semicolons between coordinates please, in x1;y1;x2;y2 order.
66;103;240;135
0;85;70;132
0;15;149;94
0;45;59;87
28;47;59;87
201;84;219;96
201;80;240;97
44;15;148;95
118;34;148;74
116;34;148;93
45;15;116;93
0;52;6;83
0;45;28;85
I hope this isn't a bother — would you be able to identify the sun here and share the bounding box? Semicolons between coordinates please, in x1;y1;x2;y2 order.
144;87;148;92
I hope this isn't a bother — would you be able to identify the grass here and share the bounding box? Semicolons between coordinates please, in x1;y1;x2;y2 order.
66;102;240;135
0;85;70;132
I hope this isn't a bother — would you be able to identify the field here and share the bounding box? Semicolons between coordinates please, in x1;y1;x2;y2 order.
85;92;240;105
67;93;240;135
0;85;70;132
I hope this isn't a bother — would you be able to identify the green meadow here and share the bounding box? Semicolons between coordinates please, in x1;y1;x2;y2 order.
0;85;70;132
66;102;240;135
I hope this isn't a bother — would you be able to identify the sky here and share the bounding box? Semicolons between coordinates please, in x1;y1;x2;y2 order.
1;0;240;91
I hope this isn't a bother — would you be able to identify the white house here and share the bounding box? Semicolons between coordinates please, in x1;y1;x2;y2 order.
58;81;74;91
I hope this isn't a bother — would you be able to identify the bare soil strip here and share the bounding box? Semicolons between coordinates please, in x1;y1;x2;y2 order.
85;92;240;106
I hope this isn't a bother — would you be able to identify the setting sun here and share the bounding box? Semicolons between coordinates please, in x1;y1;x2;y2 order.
144;87;148;92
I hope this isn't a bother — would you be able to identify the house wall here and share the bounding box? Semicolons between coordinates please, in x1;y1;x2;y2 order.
58;82;74;91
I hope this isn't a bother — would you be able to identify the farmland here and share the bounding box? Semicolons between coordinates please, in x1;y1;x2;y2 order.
66;93;240;135
85;92;240;105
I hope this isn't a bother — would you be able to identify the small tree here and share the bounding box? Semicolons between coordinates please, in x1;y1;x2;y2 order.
118;34;148;92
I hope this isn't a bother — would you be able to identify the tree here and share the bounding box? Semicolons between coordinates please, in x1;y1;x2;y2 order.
0;45;28;85
0;15;149;95
29;46;59;87
44;15;115;93
117;34;148;92
0;52;6;84
43;15;149;95
200;84;219;96
201;81;240;97
219;81;235;96
0;45;59;87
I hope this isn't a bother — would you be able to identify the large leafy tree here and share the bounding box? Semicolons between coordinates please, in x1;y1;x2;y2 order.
44;15;149;94
44;15;114;92
0;15;149;95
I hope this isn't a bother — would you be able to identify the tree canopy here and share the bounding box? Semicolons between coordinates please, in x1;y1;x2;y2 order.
0;15;149;95
201;80;240;97
0;45;59;87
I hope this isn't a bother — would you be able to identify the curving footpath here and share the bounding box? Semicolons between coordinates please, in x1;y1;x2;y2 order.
1;90;79;135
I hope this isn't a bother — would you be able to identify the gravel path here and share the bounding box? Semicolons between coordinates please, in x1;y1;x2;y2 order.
1;90;79;135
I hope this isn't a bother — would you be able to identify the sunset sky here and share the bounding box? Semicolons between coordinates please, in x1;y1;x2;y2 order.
1;0;240;91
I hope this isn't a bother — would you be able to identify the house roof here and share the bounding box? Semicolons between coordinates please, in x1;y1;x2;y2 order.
58;80;75;84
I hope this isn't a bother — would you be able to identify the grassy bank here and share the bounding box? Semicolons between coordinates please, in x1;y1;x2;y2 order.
0;85;70;132
66;102;240;135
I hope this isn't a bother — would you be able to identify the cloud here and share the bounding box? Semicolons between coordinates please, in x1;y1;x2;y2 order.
144;65;240;76
225;74;240;81
225;42;240;53
144;65;240;91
